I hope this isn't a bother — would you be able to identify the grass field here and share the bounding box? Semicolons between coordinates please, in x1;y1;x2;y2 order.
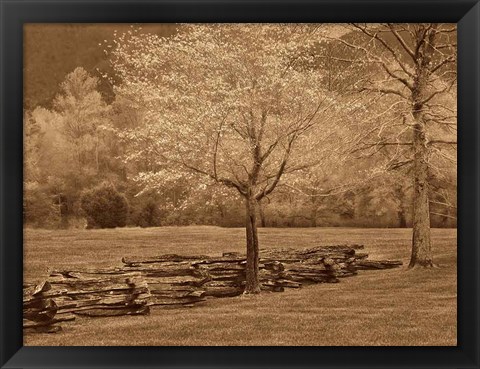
23;226;457;346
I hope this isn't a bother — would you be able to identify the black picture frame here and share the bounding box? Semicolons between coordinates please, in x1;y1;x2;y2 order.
1;0;479;368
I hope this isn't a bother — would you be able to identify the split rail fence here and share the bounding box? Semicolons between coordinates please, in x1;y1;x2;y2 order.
24;244;402;333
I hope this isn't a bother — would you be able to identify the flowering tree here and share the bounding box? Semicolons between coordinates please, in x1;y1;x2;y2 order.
109;24;342;293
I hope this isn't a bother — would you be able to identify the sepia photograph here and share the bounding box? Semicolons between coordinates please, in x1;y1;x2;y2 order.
23;23;457;346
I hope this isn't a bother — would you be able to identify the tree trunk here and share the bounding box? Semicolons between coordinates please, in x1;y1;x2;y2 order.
408;25;441;268
58;194;69;229
409;114;433;268
258;201;267;228
394;186;407;228
397;209;407;228
310;202;318;227
95;136;100;173
216;203;225;220
244;197;261;293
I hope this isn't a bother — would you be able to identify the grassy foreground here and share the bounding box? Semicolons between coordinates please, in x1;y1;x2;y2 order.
24;226;457;346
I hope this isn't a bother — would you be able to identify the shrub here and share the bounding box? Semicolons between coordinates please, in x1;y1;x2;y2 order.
130;194;162;228
80;183;129;229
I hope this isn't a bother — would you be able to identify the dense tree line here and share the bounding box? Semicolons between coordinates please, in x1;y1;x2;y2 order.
23;65;456;230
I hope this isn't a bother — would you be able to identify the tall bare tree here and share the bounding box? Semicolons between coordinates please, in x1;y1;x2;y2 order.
335;23;457;267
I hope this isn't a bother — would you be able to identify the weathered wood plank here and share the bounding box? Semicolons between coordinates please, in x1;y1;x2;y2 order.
150;289;206;299
50;268;126;277
149;296;206;306
203;283;243;297
122;254;210;265
144;275;209;286
193;262;245;271
354;260;403;270
192;256;245;264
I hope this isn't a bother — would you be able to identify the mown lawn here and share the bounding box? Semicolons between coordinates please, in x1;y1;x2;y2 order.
23;226;457;346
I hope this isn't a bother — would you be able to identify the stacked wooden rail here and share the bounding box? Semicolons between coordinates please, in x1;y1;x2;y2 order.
121;244;402;303
23;270;150;333
23;281;75;333
24;244;402;332
121;255;212;307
